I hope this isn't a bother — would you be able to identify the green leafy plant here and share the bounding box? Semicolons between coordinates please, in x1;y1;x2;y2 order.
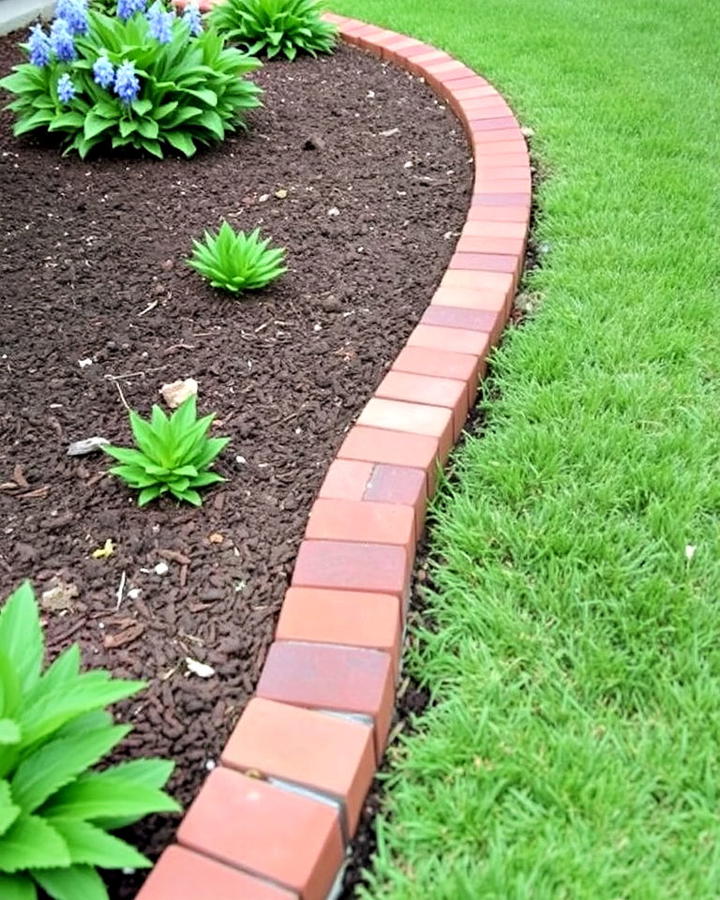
188;221;286;292
209;0;337;60
0;2;262;159
103;395;229;506
0;581;180;900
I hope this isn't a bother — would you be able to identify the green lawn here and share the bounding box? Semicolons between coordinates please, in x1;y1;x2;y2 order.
331;0;720;896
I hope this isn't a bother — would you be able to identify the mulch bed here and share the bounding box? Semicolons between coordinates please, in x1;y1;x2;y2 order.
0;29;471;897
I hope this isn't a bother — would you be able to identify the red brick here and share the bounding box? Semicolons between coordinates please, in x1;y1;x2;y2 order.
319;459;374;502
277;587;402;673
454;235;525;256
358;397;454;459
392;345;483;403
442;75;489;91
257;641;395;754
467;117;518;133
466;206;531;224
408;323;492;358
178;768;342;900
474;174;532;192
376;370;468;436
465;105;513;121
441;269;514;294
470;192;531;207
292;538;409;596
473;141;529;159
431;284;508;312
475;165;532;181
306;497;416;546
137;846;296;900
421;305;504;344
339;426;442;482
462;219;528;237
322;12;351;25
222;697;376;834
452;85;501;100
451;252;519;275
363;464;427;533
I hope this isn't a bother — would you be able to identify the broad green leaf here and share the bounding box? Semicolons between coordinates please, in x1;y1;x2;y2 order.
11;725;130;812
185;87;218;107
0;719;20;745
166;127;197;156
32;865;108;900
83;113;115;142
47;819;150;869
0;780;21;838
131;98;152;116
43;773;180;822
0;583;42;693
0;873;37;900
0;815;69;873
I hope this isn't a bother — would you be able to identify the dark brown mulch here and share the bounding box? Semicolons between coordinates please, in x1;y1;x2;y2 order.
0;28;472;899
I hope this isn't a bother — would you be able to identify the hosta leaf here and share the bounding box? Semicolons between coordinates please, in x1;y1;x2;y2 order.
83;113;115;141
0;815;70;873
47;819;150;869
0;780;21;838
138;485;166;506
0;719;20;746
0;873;37;900
11;724;131;813
166;130;196;157
92;759;174;829
32;865;108;900
0;583;43;694
43;773;180;822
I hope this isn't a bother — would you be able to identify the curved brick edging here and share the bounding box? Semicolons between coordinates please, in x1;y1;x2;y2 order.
138;15;531;900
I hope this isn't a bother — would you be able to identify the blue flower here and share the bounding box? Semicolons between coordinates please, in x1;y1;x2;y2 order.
93;54;115;88
147;1;173;43
50;19;76;62
57;73;76;104
56;0;89;35
114;60;140;105
182;2;202;36
27;24;51;67
117;0;146;21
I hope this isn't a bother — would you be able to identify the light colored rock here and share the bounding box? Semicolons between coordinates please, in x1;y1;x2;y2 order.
159;378;198;409
67;436;109;456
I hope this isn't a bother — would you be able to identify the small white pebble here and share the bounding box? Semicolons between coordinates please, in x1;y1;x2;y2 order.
205;759;216;771
78;357;93;368
328;206;340;216
154;561;169;576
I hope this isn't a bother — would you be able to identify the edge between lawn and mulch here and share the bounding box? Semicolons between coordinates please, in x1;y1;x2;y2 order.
136;14;531;900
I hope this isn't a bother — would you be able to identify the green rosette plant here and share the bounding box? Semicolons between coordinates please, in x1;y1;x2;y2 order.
0;0;262;158
103;395;230;506
209;0;337;60
0;581;180;900
188;221;286;292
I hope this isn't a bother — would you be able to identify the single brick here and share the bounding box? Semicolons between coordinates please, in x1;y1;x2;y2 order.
470;192;531;208
319;459;374;502
465;104;513;121
306;497;416;547
292;538;409;596
178;768;342;900
467;117;519;133
376;370;468;436
441;74;489;91
451;84;501;100
462;219;528;237
277;587;402;672
338;425;443;481
441;269;514;294
363;463;428;534
432;284;507;311
392;345;483;403
449;251;521;277
408;323;493;359
466;205;531;224
475;165;532;181
454;236;525;257
358;397;454;459
222;697;376;834
473;141;529;160
257;641;395;754
473;179;532;195
422;304;505;346
137;846;297;900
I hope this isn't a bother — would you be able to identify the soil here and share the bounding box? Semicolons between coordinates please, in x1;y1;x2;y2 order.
0;28;472;898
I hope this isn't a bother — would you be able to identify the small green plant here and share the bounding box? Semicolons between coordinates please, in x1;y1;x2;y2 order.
0;581;179;900
209;0;337;60
188;221;286;292
103;395;229;506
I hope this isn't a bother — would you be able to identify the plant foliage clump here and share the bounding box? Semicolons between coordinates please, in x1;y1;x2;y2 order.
188;220;286;292
0;581;179;900
0;0;262;158
209;0;337;60
104;395;230;506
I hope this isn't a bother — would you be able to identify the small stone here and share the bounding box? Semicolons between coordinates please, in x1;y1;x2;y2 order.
78;358;93;368
161;258;174;270
328;207;340;217
521;125;535;138
160;377;198;409
258;193;270;203
41;578;79;612
208;532;224;544
403;160;414;169
154;561;169;576
185;657;215;678
127;587;141;600
379;127;399;137
67;436;109;456
235;455;247;465
274;188;288;199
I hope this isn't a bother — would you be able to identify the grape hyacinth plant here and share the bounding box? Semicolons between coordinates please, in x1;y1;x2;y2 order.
0;0;262;158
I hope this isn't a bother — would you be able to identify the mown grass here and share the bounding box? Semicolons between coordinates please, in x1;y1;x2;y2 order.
331;0;720;895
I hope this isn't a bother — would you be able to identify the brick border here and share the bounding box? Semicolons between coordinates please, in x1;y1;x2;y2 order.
138;15;530;900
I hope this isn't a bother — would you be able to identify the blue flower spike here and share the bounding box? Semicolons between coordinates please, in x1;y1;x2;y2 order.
57;72;76;103
183;2;203;36
117;0;146;21
114;60;141;105
92;54;115;88
27;24;51;67
56;0;89;36
147;1;174;43
50;18;76;62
